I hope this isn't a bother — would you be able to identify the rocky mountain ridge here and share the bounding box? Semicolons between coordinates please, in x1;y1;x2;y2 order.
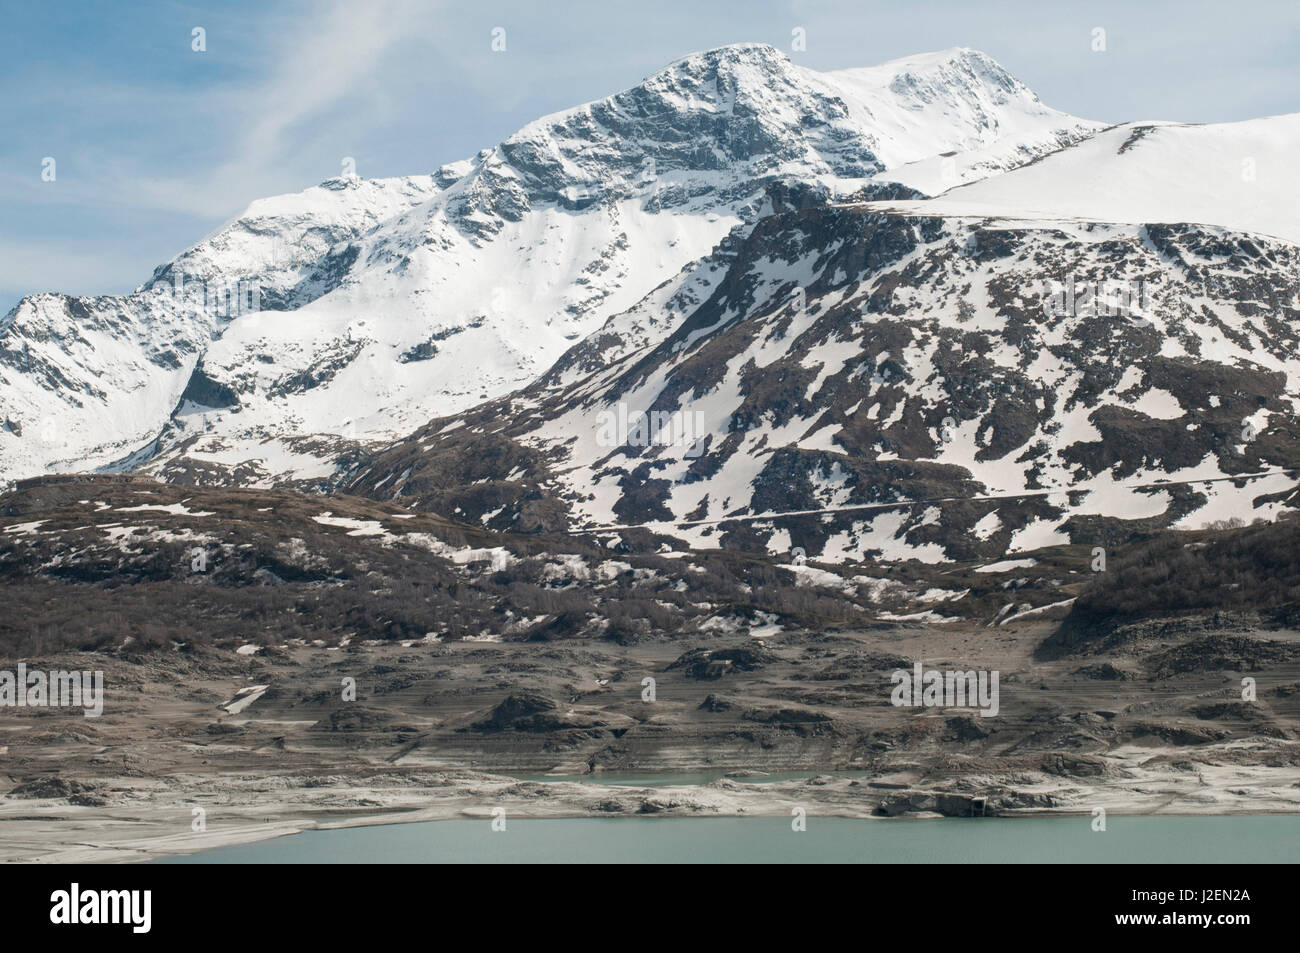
1;44;1100;487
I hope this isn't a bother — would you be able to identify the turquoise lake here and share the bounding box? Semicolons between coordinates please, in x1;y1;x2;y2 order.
155;814;1299;864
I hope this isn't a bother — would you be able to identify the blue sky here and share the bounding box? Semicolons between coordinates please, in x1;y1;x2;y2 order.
2;0;1298;315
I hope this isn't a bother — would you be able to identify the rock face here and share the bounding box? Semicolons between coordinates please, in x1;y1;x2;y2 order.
7;778;98;799
873;790;1059;817
668;647;778;680
1;45;1098;486
474;693;560;732
346;205;1300;559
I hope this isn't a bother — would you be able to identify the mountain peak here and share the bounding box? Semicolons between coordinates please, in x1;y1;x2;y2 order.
825;46;1032;103
895;47;1030;97
610;41;804;116
0;44;1102;485
658;41;791;73
858;46;1012;75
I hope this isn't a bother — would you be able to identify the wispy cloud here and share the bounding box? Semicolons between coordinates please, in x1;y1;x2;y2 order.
185;0;434;213
3;0;1297;308
5;1;435;220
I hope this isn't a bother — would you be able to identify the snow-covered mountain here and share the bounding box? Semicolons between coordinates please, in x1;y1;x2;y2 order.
0;44;1100;485
345;203;1300;560
0;174;447;481
11;41;1297;565
335;103;1300;561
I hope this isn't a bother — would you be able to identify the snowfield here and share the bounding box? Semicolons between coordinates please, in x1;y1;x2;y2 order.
872;114;1300;246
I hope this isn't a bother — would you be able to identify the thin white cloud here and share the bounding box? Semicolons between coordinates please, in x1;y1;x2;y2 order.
19;0;437;221
230;0;432;182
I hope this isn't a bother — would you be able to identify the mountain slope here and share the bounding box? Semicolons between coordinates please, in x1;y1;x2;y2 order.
0;174;448;483
0;44;1100;486
343;204;1300;561
876;115;1300;245
827;47;1106;195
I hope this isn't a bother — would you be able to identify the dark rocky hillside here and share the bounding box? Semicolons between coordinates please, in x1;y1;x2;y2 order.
344;205;1300;563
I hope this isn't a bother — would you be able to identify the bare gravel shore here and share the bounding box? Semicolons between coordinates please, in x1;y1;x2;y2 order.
6;755;1300;863
3;618;1299;862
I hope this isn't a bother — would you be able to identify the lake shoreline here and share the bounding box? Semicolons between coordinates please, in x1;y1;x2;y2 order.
4;753;1299;863
4;622;1299;864
151;811;1300;864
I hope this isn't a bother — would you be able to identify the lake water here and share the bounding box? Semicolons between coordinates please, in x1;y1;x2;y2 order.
156;815;1299;864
